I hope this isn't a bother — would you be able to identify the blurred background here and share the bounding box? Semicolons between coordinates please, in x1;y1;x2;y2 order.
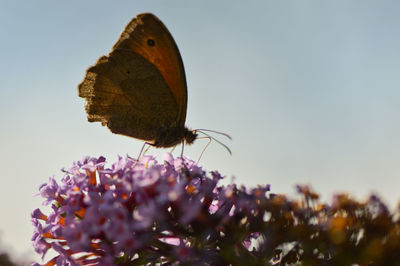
1;0;400;263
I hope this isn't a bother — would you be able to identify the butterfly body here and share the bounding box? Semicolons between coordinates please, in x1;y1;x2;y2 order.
78;13;197;147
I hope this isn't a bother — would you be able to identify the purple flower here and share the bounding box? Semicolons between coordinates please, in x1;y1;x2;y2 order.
32;153;275;265
31;208;46;220
31;153;400;265
37;176;60;205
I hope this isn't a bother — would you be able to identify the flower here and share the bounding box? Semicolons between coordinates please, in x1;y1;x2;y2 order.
32;154;400;265
31;154;231;264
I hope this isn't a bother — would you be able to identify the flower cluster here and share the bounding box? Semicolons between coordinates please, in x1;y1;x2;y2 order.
32;154;400;265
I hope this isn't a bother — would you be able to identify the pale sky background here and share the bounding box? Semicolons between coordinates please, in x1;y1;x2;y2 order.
1;0;400;263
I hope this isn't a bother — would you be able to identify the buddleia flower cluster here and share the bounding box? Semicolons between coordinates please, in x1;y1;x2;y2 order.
31;154;400;265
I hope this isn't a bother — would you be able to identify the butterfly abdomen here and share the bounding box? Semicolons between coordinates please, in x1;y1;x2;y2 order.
153;127;197;148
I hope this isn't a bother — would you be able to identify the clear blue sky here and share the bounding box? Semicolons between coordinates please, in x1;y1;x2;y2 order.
1;0;400;262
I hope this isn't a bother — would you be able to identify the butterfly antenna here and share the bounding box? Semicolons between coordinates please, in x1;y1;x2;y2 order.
195;129;232;155
195;128;232;140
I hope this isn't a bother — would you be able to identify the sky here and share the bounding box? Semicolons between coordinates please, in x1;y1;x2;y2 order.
1;0;400;263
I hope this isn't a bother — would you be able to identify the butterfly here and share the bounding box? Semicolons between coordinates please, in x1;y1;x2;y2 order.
78;13;198;148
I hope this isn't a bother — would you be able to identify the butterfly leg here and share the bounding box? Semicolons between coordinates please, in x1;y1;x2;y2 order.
196;135;212;164
180;140;185;159
133;142;152;167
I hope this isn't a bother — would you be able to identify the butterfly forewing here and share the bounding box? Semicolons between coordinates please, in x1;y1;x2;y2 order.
79;47;179;141
78;13;196;147
113;13;188;127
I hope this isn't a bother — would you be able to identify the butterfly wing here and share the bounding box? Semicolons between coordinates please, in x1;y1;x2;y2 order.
113;13;188;127
78;13;187;143
78;48;179;142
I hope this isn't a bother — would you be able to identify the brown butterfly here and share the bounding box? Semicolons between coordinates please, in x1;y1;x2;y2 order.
78;13;198;148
